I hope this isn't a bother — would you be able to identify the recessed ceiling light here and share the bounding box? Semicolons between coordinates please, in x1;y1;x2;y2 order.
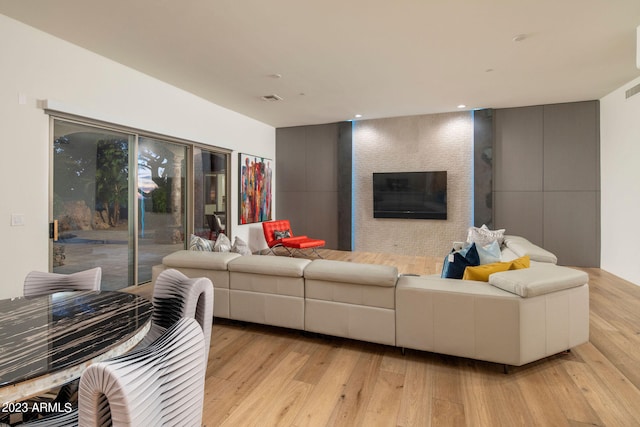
457;104;466;109
355;114;362;118
512;34;527;42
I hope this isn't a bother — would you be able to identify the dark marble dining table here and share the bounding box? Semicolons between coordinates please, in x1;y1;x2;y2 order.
0;291;152;404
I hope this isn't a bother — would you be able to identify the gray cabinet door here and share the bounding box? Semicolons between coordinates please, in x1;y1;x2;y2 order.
493;101;600;267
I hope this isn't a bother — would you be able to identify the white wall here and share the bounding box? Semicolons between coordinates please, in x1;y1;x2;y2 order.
600;75;640;286
353;112;473;258
0;14;275;298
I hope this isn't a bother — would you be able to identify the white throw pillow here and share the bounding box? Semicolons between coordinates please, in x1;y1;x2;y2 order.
466;224;505;247
188;234;214;251
230;236;252;256
213;233;232;252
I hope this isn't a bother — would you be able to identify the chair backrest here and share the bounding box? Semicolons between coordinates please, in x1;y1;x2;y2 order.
206;213;224;234
14;411;78;426
262;219;294;248
78;318;206;427
145;268;214;361
23;267;102;297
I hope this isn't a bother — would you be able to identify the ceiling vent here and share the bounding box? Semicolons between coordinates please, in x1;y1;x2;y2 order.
261;94;283;101
625;83;640;99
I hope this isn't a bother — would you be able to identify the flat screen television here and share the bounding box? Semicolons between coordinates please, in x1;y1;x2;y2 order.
373;171;447;220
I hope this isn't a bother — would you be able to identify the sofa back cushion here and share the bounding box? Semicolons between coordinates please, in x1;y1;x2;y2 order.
163;250;241;270
304;259;398;287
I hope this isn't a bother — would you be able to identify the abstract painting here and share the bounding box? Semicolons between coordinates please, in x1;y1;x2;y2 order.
239;153;272;224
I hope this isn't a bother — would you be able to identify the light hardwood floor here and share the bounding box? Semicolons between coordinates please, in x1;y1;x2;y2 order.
131;249;640;426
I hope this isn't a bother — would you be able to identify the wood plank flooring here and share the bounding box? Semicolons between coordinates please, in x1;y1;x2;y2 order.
129;249;640;426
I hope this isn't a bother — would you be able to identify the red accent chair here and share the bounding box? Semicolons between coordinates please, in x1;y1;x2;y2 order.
262;220;325;258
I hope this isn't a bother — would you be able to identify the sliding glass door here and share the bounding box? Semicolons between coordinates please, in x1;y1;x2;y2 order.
51;119;188;290
52;120;134;290
137;137;187;284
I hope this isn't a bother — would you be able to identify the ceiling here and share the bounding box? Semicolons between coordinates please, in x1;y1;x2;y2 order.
1;1;640;128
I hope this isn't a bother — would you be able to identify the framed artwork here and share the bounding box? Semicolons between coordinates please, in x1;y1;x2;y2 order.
239;153;272;224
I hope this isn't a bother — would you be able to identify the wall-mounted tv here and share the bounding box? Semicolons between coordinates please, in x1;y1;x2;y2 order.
373;171;447;220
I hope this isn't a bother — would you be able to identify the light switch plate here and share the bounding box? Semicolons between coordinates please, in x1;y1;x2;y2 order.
11;214;25;226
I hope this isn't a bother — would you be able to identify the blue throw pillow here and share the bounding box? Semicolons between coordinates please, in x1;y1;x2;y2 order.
477;240;501;265
441;243;480;279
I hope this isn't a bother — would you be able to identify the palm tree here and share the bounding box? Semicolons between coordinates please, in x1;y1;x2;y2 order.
95;139;129;227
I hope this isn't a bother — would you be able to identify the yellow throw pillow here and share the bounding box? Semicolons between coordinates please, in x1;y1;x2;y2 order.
462;261;512;282
510;255;530;270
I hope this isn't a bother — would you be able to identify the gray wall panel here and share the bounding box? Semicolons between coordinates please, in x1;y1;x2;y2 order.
337;122;353;250
494;191;544;246
474;109;494;228
544;102;599;191
494;106;544;192
305;191;338;249
276;123;352;251
544;192;599;267
306;125;338;191
276;191;307;235
275;127;307;192
493;101;600;267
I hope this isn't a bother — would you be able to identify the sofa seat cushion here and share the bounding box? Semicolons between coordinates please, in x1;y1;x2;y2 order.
397;274;518;298
283;237;325;249
489;264;588;297
228;255;311;277
162;250;241;270
304;259;398;287
503;235;558;264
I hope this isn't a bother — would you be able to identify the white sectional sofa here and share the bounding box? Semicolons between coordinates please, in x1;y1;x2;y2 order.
151;236;589;369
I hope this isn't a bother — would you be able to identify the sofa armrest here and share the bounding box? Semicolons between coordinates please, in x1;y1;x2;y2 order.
489;264;587;297
503;235;558;264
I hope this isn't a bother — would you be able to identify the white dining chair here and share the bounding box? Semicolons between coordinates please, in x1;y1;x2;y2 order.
80;317;206;426
19;317;206;427
138;268;214;362
6;411;78;426
21;267;102;410
23;267;102;297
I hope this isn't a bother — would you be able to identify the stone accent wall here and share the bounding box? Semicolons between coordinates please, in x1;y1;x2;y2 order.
353;112;473;258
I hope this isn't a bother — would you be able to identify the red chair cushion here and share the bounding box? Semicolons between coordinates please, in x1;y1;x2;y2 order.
282;238;325;249
262;220;294;248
